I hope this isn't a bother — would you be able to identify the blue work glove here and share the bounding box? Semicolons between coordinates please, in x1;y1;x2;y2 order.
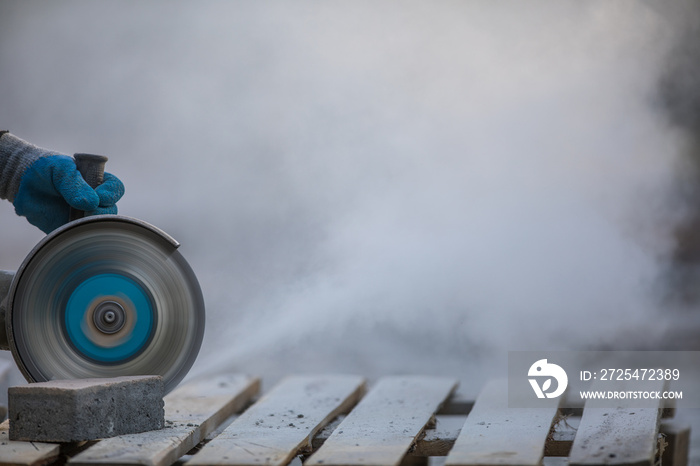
13;155;125;234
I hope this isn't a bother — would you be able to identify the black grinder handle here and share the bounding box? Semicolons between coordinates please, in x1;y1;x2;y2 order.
68;153;108;222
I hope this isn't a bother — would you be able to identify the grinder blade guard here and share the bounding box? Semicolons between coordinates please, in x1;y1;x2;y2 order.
1;155;205;393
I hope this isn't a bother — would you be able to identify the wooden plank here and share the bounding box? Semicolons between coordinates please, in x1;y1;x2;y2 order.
69;374;260;466
315;415;465;457
444;379;561;466
412;415;578;459
188;375;366;466
542;459;569;466
568;379;665;466
568;408;662;466
556;394;675;459
0;419;60;466
307;376;458;466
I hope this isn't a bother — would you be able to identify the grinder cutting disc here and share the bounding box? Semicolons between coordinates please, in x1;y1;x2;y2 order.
6;215;205;393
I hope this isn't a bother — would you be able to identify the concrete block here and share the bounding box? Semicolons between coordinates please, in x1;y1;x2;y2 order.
8;375;164;442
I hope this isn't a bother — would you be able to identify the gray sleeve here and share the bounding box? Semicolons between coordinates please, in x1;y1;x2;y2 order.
0;132;61;202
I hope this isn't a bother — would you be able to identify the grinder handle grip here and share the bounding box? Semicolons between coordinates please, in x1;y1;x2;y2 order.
68;153;108;222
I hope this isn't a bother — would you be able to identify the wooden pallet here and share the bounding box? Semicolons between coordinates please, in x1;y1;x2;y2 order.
0;375;689;466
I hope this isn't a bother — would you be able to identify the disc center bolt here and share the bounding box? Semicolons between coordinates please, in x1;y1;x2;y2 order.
93;301;126;334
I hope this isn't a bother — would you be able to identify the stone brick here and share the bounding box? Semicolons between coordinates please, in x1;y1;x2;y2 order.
9;375;164;442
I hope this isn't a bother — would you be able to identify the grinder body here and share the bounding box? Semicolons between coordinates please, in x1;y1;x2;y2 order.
0;155;205;393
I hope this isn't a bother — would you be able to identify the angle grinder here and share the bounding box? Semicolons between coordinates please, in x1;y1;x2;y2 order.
0;154;205;393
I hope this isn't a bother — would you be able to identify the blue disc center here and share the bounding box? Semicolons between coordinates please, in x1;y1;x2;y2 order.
65;273;153;363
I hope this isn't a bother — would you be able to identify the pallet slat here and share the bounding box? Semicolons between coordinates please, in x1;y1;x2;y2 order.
0;419;60;466
188;375;366;466
69;374;260;466
444;379;561;466
568;379;666;466
0;372;687;466
307;375;458;466
313;414;465;457
568;408;662;466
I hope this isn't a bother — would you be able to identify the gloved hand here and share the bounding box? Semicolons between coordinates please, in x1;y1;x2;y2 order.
13;155;125;234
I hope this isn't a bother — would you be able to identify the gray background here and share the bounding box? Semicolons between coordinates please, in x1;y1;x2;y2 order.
1;1;699;395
